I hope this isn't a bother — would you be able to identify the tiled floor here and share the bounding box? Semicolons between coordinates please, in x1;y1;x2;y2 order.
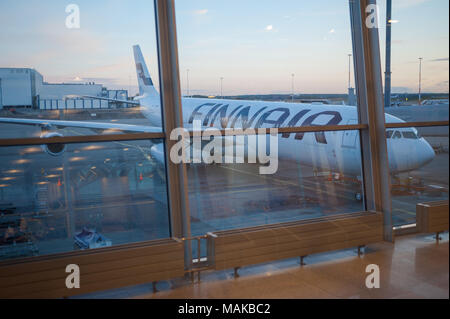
79;232;449;299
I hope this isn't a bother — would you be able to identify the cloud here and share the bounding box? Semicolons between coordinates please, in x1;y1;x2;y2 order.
265;25;273;31
323;28;336;40
194;9;208;15
392;86;411;93
428;80;449;92
430;58;449;62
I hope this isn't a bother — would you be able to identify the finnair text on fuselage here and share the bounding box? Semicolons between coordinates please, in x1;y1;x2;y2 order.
187;101;342;134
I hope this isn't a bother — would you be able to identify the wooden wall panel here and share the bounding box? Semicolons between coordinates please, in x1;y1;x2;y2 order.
0;238;184;299
417;200;449;234
210;213;383;271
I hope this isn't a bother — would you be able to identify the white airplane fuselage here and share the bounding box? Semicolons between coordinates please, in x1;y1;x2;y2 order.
140;95;436;176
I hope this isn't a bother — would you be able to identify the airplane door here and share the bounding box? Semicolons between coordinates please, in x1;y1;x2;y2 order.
342;119;358;148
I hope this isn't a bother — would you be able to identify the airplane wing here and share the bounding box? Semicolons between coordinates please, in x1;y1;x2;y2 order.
80;95;141;106
0;117;162;133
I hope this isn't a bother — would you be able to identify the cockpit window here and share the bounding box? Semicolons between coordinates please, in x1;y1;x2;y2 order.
393;131;402;139
402;131;419;139
387;130;419;139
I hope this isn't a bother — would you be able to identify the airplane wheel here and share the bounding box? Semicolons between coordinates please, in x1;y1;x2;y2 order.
355;192;362;201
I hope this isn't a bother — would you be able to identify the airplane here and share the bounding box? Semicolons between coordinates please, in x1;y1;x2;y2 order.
0;45;436;184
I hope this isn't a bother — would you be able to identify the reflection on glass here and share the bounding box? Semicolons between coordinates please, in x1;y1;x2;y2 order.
0;1;161;138
0;140;170;261
187;131;365;236
387;126;449;226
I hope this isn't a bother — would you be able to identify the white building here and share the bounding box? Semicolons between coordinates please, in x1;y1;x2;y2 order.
0;68;41;108
0;68;129;109
38;82;103;100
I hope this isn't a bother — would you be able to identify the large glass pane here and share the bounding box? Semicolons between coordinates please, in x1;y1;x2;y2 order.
186;131;365;236
176;0;357;103
0;139;170;261
0;0;162;138
386;126;449;226
174;0;364;235
379;0;449;116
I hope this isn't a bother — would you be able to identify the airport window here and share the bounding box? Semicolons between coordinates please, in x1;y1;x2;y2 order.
0;1;172;262
174;0;366;236
379;0;449;226
186;130;365;237
0;1;162;138
386;126;449;226
0;140;171;260
380;0;449;114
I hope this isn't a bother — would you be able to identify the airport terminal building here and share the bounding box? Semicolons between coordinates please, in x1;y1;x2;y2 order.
0;68;129;110
0;0;448;301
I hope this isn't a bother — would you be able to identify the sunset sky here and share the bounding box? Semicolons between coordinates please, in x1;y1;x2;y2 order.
0;0;448;96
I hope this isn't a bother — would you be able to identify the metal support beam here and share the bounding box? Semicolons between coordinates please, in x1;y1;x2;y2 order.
384;0;392;108
299;256;307;266
154;0;192;267
418;57;423;105
349;0;393;242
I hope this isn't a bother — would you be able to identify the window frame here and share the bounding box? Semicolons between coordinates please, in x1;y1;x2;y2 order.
0;0;447;280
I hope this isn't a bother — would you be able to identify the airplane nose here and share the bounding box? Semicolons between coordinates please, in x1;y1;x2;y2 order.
419;139;435;167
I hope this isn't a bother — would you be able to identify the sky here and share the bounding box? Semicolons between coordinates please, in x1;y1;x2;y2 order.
0;0;448;96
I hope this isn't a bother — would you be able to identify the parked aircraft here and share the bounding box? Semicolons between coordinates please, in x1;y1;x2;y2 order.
0;45;435;178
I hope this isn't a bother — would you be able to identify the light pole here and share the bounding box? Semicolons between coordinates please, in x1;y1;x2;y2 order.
348;54;352;89
418;57;423;105
186;69;190;97
220;77;224;98
291;73;295;103
128;75;132;97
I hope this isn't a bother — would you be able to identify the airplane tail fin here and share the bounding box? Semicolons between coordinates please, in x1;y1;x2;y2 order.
133;45;159;98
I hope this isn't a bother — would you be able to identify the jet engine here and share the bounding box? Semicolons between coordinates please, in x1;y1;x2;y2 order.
40;132;67;156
